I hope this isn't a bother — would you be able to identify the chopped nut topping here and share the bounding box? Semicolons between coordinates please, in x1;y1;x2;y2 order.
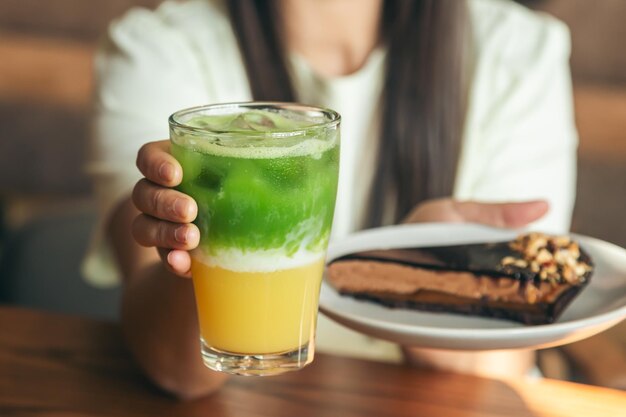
561;265;577;284
500;233;591;284
553;236;572;247
525;236;547;258
535;248;552;264
513;259;529;268
568;242;580;258
502;256;517;266
530;262;540;273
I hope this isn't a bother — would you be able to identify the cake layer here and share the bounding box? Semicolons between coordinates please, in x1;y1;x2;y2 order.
327;260;582;325
327;260;572;304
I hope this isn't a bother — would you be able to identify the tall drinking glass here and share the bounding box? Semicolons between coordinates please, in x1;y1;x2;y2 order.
169;102;340;375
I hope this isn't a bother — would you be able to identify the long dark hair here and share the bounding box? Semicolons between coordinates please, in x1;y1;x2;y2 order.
227;0;470;227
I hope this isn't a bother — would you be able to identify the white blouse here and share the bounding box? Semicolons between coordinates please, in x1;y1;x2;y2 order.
84;0;577;362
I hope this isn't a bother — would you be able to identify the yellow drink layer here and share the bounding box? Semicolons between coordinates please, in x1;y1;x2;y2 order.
191;257;325;355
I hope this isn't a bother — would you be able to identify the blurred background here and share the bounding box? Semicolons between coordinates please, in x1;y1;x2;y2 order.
0;0;624;390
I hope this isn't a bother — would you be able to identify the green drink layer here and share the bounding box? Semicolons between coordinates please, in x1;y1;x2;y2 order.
171;110;340;260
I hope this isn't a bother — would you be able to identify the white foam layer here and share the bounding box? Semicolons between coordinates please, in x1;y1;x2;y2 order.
177;135;338;160
192;247;325;273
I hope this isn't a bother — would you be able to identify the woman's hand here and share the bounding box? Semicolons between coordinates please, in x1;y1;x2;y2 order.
402;197;549;378
404;198;549;228
105;140;227;400
132;140;200;277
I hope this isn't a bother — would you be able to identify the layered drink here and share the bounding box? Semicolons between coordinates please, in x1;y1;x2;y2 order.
169;103;340;375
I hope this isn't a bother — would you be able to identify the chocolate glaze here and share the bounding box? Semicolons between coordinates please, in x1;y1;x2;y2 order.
332;242;593;285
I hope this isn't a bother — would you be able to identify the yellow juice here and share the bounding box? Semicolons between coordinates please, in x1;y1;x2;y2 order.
191;258;324;355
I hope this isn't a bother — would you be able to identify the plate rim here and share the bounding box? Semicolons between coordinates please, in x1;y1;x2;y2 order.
320;223;626;339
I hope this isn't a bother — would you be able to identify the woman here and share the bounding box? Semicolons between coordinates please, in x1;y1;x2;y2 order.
85;0;577;399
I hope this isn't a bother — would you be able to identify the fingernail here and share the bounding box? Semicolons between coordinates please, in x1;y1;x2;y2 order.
174;226;188;243
166;250;176;266
173;198;189;218
187;226;199;243
159;163;175;182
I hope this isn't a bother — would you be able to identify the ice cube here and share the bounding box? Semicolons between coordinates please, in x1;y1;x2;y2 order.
228;111;277;131
194;169;221;190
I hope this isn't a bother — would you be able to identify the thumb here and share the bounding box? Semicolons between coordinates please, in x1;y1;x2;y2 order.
452;200;549;229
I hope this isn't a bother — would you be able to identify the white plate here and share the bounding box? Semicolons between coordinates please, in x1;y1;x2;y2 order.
319;223;626;350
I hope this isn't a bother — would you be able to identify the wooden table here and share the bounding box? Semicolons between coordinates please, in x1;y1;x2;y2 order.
1;307;624;417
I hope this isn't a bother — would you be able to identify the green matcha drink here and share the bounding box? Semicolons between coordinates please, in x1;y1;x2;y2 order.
169;103;340;375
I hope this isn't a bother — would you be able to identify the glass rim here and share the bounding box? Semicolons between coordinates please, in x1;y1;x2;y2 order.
168;101;341;138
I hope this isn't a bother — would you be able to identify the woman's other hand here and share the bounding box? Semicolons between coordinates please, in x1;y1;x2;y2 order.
132;140;199;277
404;198;549;228
402;198;548;378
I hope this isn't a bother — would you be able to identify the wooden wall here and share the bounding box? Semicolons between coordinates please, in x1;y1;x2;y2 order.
0;0;161;196
536;0;626;84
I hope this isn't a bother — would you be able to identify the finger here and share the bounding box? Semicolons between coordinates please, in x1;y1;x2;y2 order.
136;140;182;187
157;248;193;278
453;200;549;228
132;214;200;250
132;179;197;223
403;198;461;224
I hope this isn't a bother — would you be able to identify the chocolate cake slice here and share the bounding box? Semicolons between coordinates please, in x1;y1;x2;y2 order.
326;233;593;325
